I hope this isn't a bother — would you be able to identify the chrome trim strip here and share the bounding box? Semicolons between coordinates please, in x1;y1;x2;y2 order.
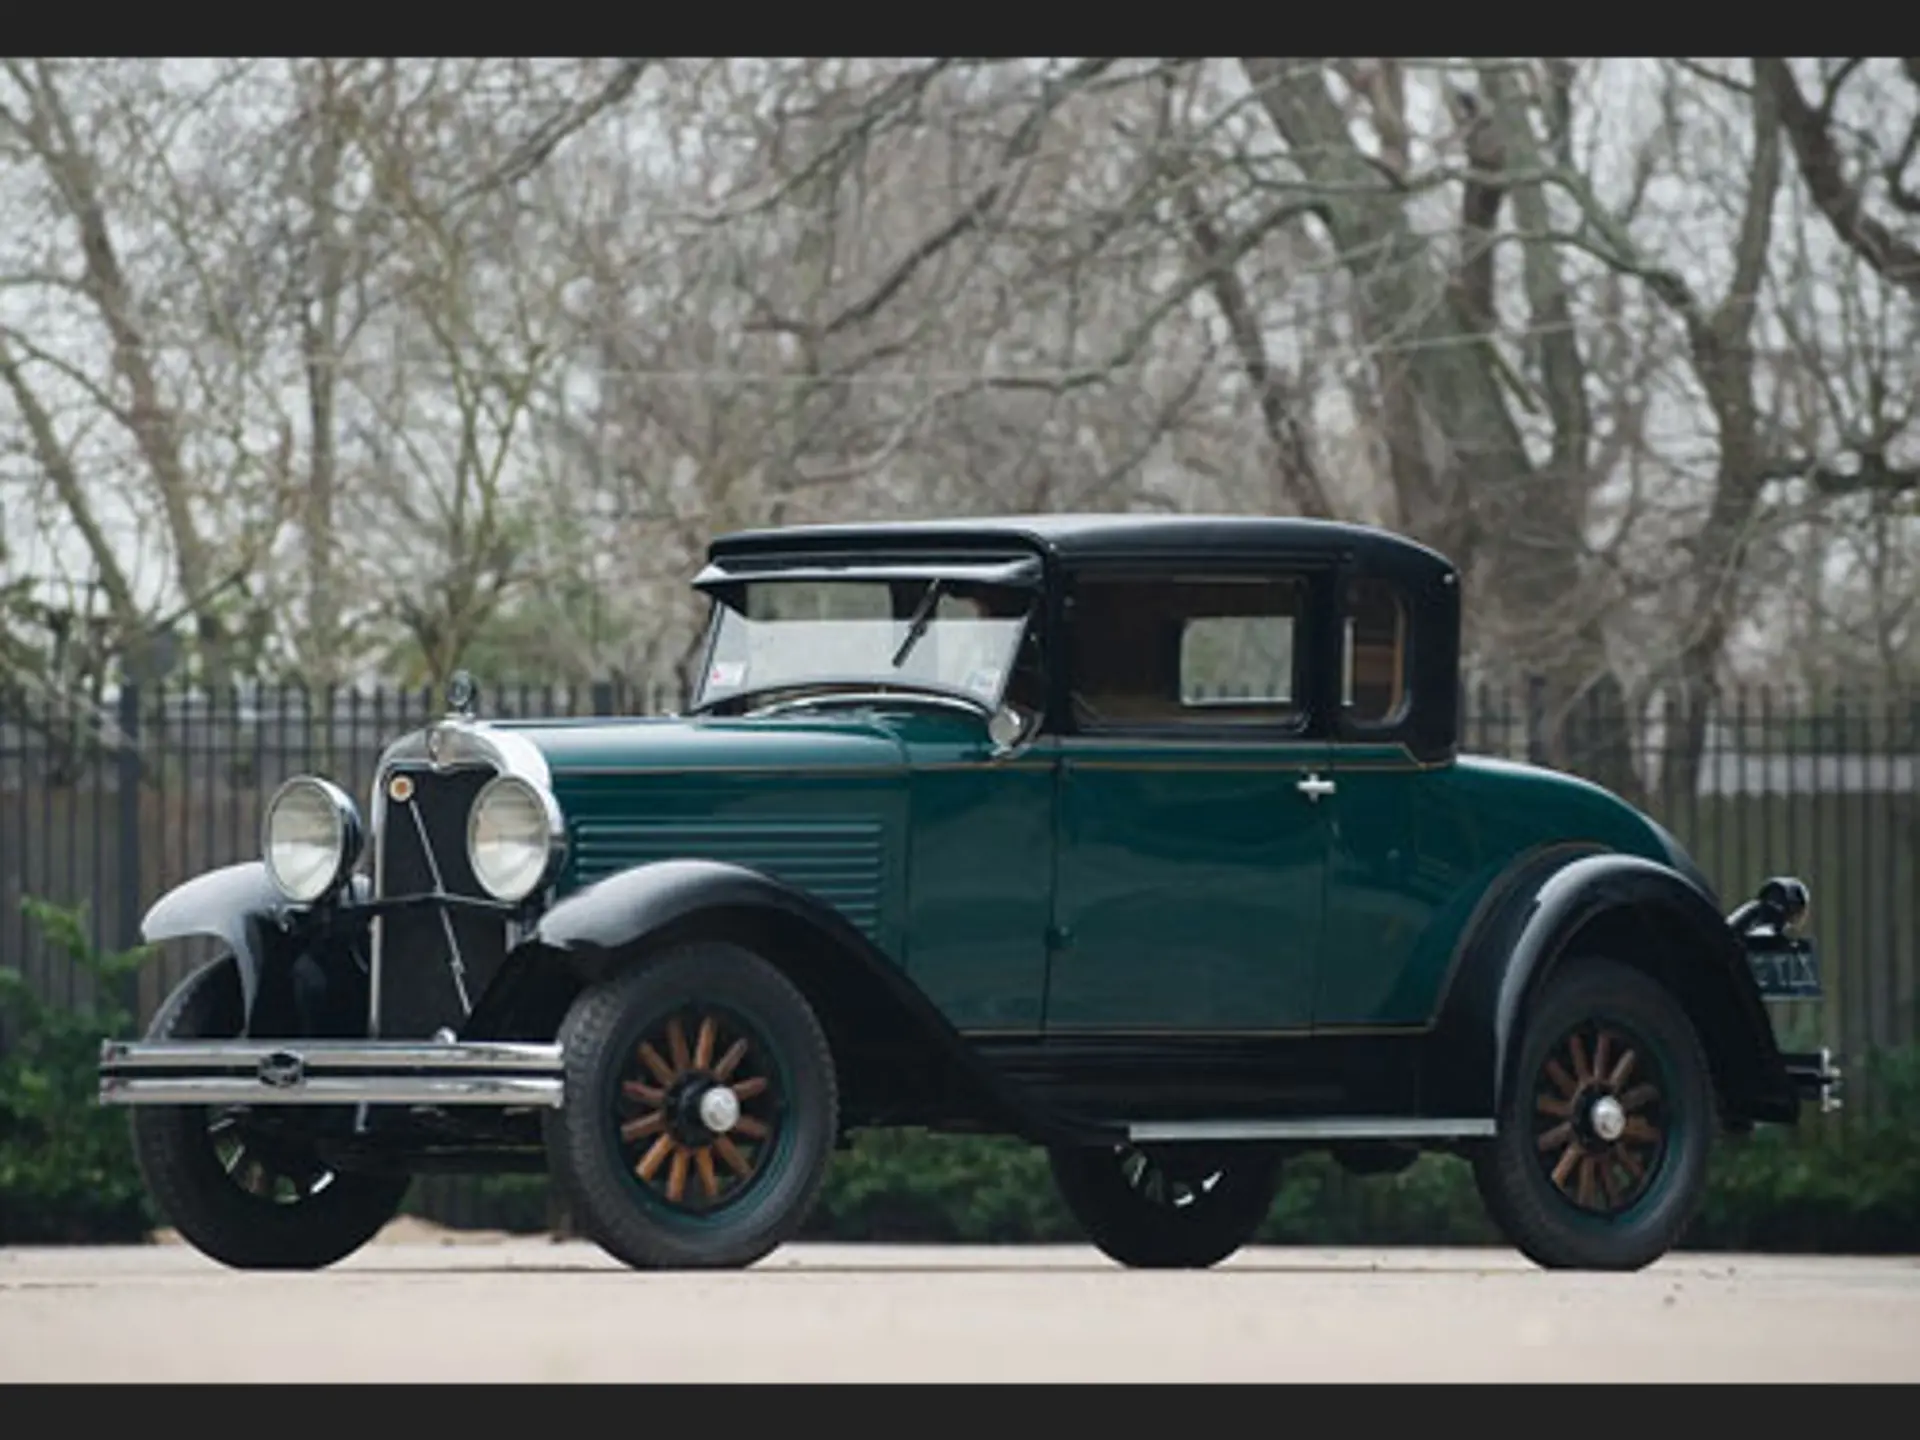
99;1040;563;1072
99;1075;564;1108
1124;1117;1497;1142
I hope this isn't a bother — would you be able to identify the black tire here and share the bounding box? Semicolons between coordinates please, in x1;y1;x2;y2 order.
1049;1143;1279;1269
129;958;411;1270
1472;957;1715;1271
544;941;838;1270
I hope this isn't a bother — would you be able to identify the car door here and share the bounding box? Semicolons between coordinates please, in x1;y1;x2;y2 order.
1042;565;1333;1033
900;585;1057;1033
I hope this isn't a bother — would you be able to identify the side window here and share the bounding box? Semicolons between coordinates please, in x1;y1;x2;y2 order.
1342;578;1408;725
1070;576;1308;731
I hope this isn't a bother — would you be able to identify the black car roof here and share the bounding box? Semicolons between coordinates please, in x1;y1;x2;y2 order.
707;513;1455;576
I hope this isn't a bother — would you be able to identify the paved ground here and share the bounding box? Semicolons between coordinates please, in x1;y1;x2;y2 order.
3;1224;1916;1381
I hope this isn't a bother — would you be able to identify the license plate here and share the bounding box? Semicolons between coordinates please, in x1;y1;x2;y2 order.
1745;935;1822;999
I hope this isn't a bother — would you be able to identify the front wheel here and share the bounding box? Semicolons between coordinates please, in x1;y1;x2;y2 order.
1049;1143;1280;1269
129;958;411;1270
544;942;839;1270
1472;957;1715;1271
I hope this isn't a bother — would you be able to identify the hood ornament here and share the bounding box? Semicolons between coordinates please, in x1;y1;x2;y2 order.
445;669;478;719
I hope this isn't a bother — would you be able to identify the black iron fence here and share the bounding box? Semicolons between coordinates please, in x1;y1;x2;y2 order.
2;678;1915;1068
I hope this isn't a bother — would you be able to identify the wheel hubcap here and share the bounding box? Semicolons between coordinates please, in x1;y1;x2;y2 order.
697;1085;742;1135
1588;1094;1627;1143
1531;1020;1668;1215
614;1009;780;1214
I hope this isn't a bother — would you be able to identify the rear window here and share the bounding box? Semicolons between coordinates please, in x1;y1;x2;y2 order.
1342;578;1407;725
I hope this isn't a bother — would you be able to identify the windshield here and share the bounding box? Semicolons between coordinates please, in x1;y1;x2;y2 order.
695;577;1034;712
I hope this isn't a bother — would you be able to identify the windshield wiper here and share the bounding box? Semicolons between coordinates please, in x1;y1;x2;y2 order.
889;579;946;668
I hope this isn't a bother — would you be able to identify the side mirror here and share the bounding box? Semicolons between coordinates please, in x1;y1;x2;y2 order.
987;703;1033;757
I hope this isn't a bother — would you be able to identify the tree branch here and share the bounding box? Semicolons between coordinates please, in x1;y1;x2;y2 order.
1759;450;1920;495
0;332;143;634
1755;57;1920;300
450;59;653;205
812;58;1115;339
1180;190;1334;516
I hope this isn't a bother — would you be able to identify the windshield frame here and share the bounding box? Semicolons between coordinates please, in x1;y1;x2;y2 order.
685;569;1040;718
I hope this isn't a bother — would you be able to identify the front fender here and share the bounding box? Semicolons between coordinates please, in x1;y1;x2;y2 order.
507;858;1115;1146
140;863;370;1031
141;863;290;1023
1423;851;1795;1125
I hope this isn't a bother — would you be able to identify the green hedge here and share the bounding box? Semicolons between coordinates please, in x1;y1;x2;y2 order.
5;899;1916;1252
0;900;153;1244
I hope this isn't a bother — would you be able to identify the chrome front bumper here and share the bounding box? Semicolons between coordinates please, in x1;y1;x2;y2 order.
98;1039;565;1108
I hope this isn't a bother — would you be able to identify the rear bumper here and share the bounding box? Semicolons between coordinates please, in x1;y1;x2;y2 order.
98;1039;565;1109
1781;1047;1843;1113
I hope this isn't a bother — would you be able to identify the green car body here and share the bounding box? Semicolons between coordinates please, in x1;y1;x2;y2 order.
99;514;1838;1274
523;719;1666;1034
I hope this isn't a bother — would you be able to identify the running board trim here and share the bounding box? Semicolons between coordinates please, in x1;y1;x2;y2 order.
1124;1117;1497;1143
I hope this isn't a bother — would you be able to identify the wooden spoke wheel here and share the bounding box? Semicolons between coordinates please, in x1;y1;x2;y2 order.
615;1007;784;1215
1529;1019;1669;1216
1472;957;1714;1272
546;942;839;1271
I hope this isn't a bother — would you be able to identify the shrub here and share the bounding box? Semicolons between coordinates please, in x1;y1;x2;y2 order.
0;899;153;1244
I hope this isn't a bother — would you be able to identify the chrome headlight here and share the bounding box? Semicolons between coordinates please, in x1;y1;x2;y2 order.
467;774;564;903
262;776;362;903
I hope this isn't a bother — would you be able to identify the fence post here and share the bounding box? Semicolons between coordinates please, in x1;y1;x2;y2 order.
116;682;143;1012
1526;674;1548;766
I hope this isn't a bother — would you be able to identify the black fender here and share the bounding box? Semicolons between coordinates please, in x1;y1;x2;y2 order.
1423;850;1796;1126
480;858;1117;1147
140;862;371;1036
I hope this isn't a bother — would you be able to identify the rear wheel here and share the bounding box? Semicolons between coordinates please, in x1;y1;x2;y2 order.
1049;1143;1279;1269
129;958;411;1270
1473;957;1714;1271
544;942;838;1270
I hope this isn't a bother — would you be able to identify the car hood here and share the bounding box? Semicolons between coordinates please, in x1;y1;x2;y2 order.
492;713;911;777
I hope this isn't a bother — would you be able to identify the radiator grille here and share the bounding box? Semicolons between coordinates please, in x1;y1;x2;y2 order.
372;765;508;1038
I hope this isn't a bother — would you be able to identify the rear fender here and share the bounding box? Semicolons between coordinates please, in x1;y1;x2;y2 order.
1424;851;1796;1125
475;858;1115;1146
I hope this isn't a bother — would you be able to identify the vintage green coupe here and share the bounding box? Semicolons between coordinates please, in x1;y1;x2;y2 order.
99;515;1838;1273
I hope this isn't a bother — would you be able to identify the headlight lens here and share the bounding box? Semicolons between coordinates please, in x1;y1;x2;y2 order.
467;774;560;903
262;777;361;902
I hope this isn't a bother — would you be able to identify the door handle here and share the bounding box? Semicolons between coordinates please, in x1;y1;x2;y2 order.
1297;773;1336;802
